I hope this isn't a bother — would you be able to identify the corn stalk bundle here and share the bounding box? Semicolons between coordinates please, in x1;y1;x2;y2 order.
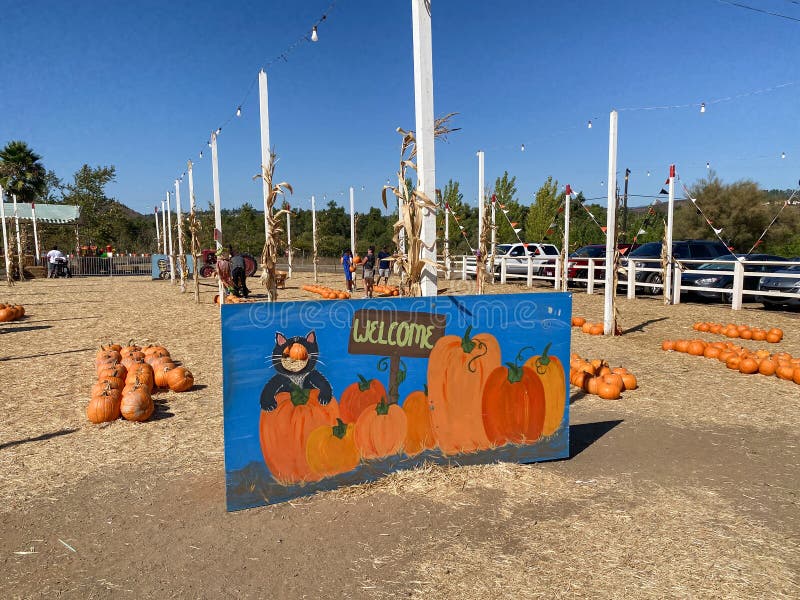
382;113;458;297
476;203;491;294
254;151;292;302
188;208;201;303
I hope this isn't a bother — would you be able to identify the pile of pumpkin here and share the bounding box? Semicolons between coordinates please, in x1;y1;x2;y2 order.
0;303;25;322
213;294;246;304
662;339;800;384
301;285;351;299
372;284;400;297
89;342;195;424
568;354;638;400
691;321;784;343
571;316;604;335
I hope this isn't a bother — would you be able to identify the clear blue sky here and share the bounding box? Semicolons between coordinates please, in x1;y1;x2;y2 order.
2;0;798;215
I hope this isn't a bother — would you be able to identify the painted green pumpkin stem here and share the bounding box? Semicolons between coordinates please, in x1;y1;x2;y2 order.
460;325;476;353
376;398;390;415
423;383;428;396
332;418;347;439
535;342;552;375
505;361;525;384
288;383;311;406
357;374;371;391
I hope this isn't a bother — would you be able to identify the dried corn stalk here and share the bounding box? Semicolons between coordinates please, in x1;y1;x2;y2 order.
253;150;292;302
382;113;458;297
188;208;201;303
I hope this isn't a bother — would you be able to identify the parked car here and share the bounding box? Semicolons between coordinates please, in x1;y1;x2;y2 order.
542;243;637;284
758;263;800;309
618;239;730;295
464;242;560;277
680;254;789;303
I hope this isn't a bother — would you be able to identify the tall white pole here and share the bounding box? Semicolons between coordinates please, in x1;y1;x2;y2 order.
286;209;292;279
444;202;450;279
31;202;40;265
174;179;185;292
490;195;496;258
188;160;200;303
12;195;23;280
563;184;572;290
0;187;11;283
412;0;437;296
166;191;175;283
154;206;161;253
161;200;167;255
477;150;485;243
258;69;272;259
666;164;676;304
349;186;356;256
603;110;618;336
211;131;225;303
311;195;318;283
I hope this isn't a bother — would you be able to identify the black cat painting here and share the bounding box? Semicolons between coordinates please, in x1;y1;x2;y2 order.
259;330;333;411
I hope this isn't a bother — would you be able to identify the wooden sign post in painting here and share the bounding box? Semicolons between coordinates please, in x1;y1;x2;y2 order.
221;292;571;510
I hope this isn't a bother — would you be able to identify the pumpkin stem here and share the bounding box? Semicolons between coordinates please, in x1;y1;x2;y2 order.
506;361;525;384
465;339;488;373
423;383;428;396
375;398;390;415
288;383;311;406
460;325;476;353
332;418;348;439
535;342;552;375
514;345;537;365
357;374;371;391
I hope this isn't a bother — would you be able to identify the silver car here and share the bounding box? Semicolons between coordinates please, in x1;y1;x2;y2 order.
759;264;800;308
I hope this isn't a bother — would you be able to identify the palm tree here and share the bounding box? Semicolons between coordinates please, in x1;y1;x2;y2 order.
0;140;46;203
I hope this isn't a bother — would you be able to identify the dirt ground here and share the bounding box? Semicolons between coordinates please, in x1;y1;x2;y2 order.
1;274;798;599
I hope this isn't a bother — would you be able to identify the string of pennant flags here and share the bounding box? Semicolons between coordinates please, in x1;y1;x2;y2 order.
443;202;476;254
746;188;799;254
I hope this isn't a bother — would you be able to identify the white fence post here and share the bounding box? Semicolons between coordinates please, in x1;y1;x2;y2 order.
500;256;507;284
672;263;682;304
627;262;636;299
462;256;467;281
587;259;595;295
732;260;744;310
554;257;561;290
526;256;533;287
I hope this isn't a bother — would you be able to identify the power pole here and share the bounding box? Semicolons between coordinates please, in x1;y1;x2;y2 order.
621;168;630;242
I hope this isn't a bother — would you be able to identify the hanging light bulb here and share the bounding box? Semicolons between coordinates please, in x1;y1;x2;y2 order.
207;140;212;148
236;106;242;117
700;102;706;113
311;26;318;42
216;127;222;135
781;151;786;159
706;161;710;169
587;120;593;129
199;150;203;158
600;180;605;186
646;170;651;177
520;143;525;152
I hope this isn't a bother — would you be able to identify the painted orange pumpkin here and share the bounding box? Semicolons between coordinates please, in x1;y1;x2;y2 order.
259;386;340;484
288;343;309;361
482;360;545;446
524;342;566;436
306;418;360;477
354;400;407;459
402;387;436;456
427;326;500;455
340;375;387;423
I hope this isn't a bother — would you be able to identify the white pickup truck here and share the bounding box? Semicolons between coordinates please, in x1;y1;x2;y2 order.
462;242;560;277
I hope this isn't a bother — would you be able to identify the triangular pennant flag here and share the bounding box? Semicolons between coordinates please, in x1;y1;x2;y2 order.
754;239;762;247
522;242;529;248
690;197;697;203
712;227;723;235
557;206;564;213
502;209;509;215
665;178;670;185
459;225;465;230
548;223;557;229
444;202;450;210
545;229;554;236
510;222;518;227
601;226;607;233
513;228;522;234
659;188;668;195
696;209;702;215
637;229;646;235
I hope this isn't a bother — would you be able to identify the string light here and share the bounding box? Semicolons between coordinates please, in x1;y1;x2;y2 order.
706;162;710;169
311;26;319;42
520;143;525;152
216;127;222;135
199;150;203;158
587;120;592;129
700;102;706;113
236;106;242;117
781;151;786;159
647;170;651;177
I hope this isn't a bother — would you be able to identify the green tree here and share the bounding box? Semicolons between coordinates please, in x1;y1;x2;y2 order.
0;140;47;202
525;176;561;243
491;171;527;243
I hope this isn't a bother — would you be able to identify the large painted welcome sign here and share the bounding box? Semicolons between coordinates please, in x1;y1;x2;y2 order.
221;293;571;511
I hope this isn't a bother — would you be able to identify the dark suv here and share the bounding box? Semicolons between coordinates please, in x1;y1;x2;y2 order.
619;240;730;294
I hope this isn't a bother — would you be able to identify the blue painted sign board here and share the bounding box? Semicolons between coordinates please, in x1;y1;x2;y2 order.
151;254;194;280
222;293;571;511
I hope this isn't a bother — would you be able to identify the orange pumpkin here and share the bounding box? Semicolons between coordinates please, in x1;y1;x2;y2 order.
288;343;308;361
427;326;500;455
482;360;545;446
166;366;194;392
154;363;176;388
524;342;566;436
339;375;387;423
597;378;621;400
259;386;340;484
87;388;121;423
120;384;154;422
402;387;436;456
620;372;638;391
354;400;407;459
662;340;676;351
776;364;795;380
675;340;690;353
571;316;586;327
739;357;759;374
687;340;706;356
793;367;800;385
305;418;360;477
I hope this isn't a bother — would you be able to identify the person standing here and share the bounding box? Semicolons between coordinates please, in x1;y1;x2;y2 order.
362;246;376;298
215;248;233;293
230;249;249;298
377;246;391;286
342;249;354;292
46;246;63;278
